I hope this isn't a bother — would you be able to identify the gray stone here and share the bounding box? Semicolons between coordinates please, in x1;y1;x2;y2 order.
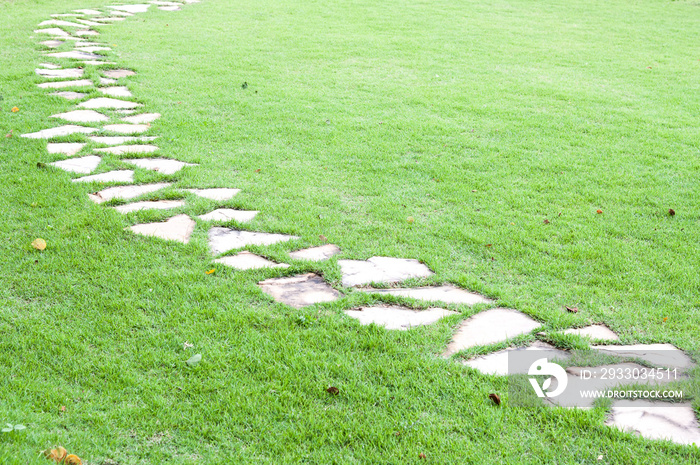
102;124;149;134
90;136;158;145
606;400;700;446
94;144;159;155
289;244;340;261
99;77;117;85
39;63;61;69
443;308;541;356
74;19;107;27
129;214;195;244
214;252;289;270
38;79;93;89
47;142;85;156
49;155;101;174
78;98;141;109
50;91;87;100
208;227;299;255
51;109;108;123
114;200;185;213
109;10;134;16
73;170;134;184
258;273;339;308
34;28;71;37
36;68;84;79
463;341;570;376
338;256;434;286
74;30;99;36
122;113;160;124
345;305;458;331
74;9;103;15
75;45;111;52
40;40;65;48
122;158;196;174
38;19;89;28
356;284;492;306
562;325;619;341
88;182;171;203
197;209;258;223
21;125;98;139
46;51;102;60
108;4;152;13
102;68;136;78
591;344;695;371
91;16;126;22
98;86;132;97
186;188;240;201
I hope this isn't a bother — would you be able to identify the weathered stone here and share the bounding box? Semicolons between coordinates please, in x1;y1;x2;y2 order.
197;209;258;223
102;68;136;78
562;325;619;341
36;68;84;79
38;79;93;89
121;113;160;124
78;98;141;109
73;170;134;184
338;256;434;286
606;400;700;446
103;124;149;134
129;214;195;244
40;40;65;48
289;244;340;261
94;144;158;155
90;136;158;145
463;341;570;376
357;285;492;306
258;273;339;308
46;51;102;60
49;91;87;100
122;158;196;174
215;252;290;270
108;4;151;14
21;125;98;139
51;109;108;123
74;19;107;27
114;200;185;213
345;305;458;331
74;30;99;36
99;77;117;85
186;188;240;201
38;63;61;69
208;227;298;255
88;182;171;203
591;344;695;371
75;45;111;52
49;155;101;174
47;142;85;156
74;9;103;15
98;86;132;97
38;19;89;28
34;28;71;37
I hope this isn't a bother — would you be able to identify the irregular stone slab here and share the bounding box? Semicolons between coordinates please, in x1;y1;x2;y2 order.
74;9;102;15
186;188;240;201
75;45;111;52
122;113;160;124
606;400;700;446
463;341;570;376
345;305;458;331
357;284;492;306
52;13;84;17
21;125;97;139
289;244;341;261
443;308;541;356
88;182;171;203
51;109;108;123
38;79;93;89
159;5;181;10
39;63;61;69
90;136;158;145
150;1;183;5
46;51;102;60
562;325;619;341
102;68;136;78
208;227;299;255
47;142;85;156
78;98;141;109
94;144;158;155
592;344;695;371
49;155;101;174
98;86;132;97
99;77;117;85
92;16;126;21
109;10;134;16
36;68;84;79
258;273;339;308
338;256;434;287
73;170;134;184
103;124;149;134
50;91;87;100
114;199;185;213
198;209;258;223
122;158;196;174
215;251;290;271
38;19;89;28
74;19;107;27
71;41;101;46
40;40;64;48
129;214;195;244
108;4;151;13
34;28;71;37
74;30;99;36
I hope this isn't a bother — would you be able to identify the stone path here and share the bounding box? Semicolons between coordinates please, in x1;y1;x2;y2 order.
21;1;699;448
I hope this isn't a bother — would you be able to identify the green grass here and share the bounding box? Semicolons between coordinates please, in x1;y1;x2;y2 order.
1;0;700;463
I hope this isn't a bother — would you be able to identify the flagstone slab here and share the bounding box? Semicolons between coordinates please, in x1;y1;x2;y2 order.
129;214;195;244
186;188;240;201
92;16;126;21
40;40;65;48
99;77;117;85
51;109;108;123
122;158;197;174
606;400;700;446
50;91;87;100
159;5;181;10
46;51;102;60
39;63;61;69
53;13;84;17
562;325;619;341
102;68;136;78
34;28;71;37
338;256;434;287
36;68;85;79
356;284;492;306
78;98;141;109
74;30;99;36
75;9;103;15
21;125;98;139
94;144;158;155
208;227;299;255
47;142;86;156
38;19;89;28
88;182;171;203
98;86;132;97
38;79;93;89
108;4;151;13
289;244;341;261
443;308;541;356
73;170;134;184
215;252;290;270
591;344;695;370
345;305;458;331
463;341;570;376
90;136;158;145
49;155;101;174
114;199;185;213
75;45;111;52
109;10;134;16
74;19;107;27
122;113;160;124
258;273;339;308
81;60;116;66
197;209;259;223
103;124;149;134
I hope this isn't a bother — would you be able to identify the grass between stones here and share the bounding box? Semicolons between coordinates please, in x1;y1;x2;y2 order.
1;0;699;463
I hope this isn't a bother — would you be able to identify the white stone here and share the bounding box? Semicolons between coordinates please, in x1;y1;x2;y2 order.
78;98;141;109
186;188;240;201
38;19;89;28
338;256;434;287
606;401;700;446
38;79;93;89
129;214;195;244
345;305;458;331
92;16;126;21
150;1;183;5
74;19;107;27
122;158;196;174
50;91;87;100
34;28;71;37
46;51;102;60
40;40;64;48
90;136;158;145
74;30;99;36
39;63;61;69
74;9;103;15
463;341;570;376
47;142;85;156
36;68;84;79
289;244;340;261
98;86;132;97
114;200;185;213
443;308;541;356
197;209;258;223
49;155;101;174
99;77;117;85
75;45;111;52
122;113;160;124
102;69;136;78
52;13;84;17
258;273;339;308
73;170;134;184
357;285;492;306
108;4;152;13
94;144;158;155
88;183;171;203
208;227;299;255
214;252;289;270
21;125;98;139
51;109;108;123
562;325;619;341
592;344;695;371
109;10;134;16
102;124;149;134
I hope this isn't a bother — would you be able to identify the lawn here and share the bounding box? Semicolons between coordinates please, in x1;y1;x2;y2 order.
1;0;699;463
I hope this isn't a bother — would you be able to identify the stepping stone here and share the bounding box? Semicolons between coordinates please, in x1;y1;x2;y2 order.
40;40;64;48
357;285;492;306
591;344;695;371
463;341;570;376
90;136;158;145
38;79;93;89
443;308;541;356
122;113;160;124
108;4;152;14
50;91;87;100
47;142;85;156
102;69;136;78
150;1;183;5
92;16;126;22
186;188;240;201
197;209;258;223
114;109;137;114
36;68;84;79
74;19;107;27
289;244;340;261
109;10;134;16
73;170;134;184
98;86;132;97
49;155;101;174
88;182;171;203
338;256;434;287
51;109;108;123
122;158;197;174
208;227;299;255
34;28;71;37
99;77;117;85
94;144;158;155
21;125;98;139
345;305;458;331
606;400;700;446
129;214;195;244
258;273;339;308
52;13;84;17
75;45;111;52
74;9;103;15
39;63;61;69
46;51;102;60
159;5;181;10
38;19;89;28
215;252;290;270
74;30;99;36
78;98;141;109
114;200;185;213
562;325;619;341
103;124;150;134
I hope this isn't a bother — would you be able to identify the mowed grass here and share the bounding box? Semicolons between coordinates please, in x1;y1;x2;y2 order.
1;0;699;463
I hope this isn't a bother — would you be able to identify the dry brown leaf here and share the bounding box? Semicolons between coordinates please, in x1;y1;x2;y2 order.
419;452;427;459
668;208;675;216
319;234;328;242
596;209;603;214
488;393;501;406
565;306;578;313
326;386;339;395
65;454;82;465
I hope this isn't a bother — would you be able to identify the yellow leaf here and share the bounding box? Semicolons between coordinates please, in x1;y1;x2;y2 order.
31;238;47;251
205;269;215;275
11;106;19;113
65;454;82;465
406;216;414;224
42;446;67;463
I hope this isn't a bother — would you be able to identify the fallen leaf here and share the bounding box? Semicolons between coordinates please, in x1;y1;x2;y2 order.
186;353;202;367
326;386;339;395
183;341;193;350
596;209;603;214
419;453;427;459
488;393;501;406
44;447;67;463
65;454;82;465
205;269;215;275
485;244;492;247
597;455;604;461
5;129;12;138
668;208;675;216
31;238;47;251
11;106;19;113
406;216;414;224
254;168;261;173
565;306;578;313
543;219;550;224
60;406;66;412
663;317;668;322
319;234;328;242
